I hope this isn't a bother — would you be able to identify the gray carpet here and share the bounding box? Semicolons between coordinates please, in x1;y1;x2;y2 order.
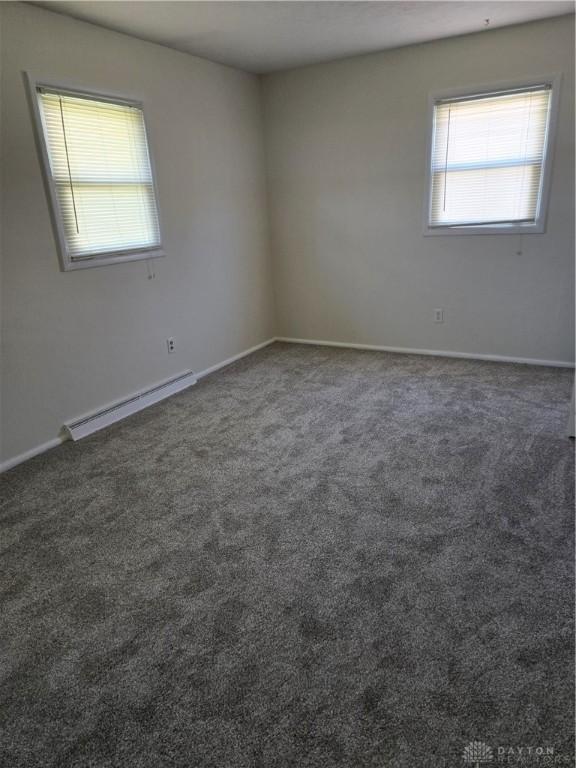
0;342;574;768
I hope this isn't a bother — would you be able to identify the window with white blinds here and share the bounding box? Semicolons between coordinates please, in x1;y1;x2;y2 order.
427;82;556;233
33;83;162;269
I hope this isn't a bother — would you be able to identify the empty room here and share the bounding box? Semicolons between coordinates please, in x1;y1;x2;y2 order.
0;1;574;766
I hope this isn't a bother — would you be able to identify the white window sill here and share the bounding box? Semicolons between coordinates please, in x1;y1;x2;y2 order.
63;248;165;271
423;222;546;237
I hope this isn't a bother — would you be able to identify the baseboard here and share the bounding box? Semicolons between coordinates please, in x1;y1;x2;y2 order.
275;336;575;368
65;370;199;441
195;338;276;379
0;337;276;474
0;437;64;474
3;334;568;473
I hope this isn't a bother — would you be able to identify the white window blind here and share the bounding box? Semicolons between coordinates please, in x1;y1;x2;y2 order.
429;85;552;229
36;88;162;262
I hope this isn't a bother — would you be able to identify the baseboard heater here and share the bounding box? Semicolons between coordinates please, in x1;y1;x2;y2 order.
64;370;197;441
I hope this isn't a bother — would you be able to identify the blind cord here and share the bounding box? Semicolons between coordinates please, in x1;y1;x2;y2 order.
442;106;451;212
517;92;534;223
58;96;80;234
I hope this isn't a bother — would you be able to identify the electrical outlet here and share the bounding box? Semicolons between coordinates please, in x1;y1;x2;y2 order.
434;308;444;323
166;337;175;353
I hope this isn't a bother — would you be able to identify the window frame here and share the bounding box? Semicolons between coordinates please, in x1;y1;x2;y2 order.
423;74;562;237
25;73;165;271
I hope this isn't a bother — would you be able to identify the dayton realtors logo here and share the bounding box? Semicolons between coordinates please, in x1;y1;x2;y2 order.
461;741;565;765
463;741;494;767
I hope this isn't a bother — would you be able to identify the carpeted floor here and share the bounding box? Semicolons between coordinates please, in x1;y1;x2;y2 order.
0;342;574;768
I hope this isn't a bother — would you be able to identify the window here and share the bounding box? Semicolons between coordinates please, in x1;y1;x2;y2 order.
425;78;560;235
27;76;163;270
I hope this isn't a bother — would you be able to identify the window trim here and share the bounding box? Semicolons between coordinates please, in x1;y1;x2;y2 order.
422;74;562;237
25;73;165;271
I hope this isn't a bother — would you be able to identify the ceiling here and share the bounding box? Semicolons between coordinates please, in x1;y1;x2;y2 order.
35;1;575;74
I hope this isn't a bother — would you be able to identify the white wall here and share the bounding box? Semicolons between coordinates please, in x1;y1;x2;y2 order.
0;3;275;464
262;16;575;364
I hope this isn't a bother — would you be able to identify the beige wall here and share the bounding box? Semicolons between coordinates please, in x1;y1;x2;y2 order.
0;3;275;464
262;16;575;364
2;8;574;467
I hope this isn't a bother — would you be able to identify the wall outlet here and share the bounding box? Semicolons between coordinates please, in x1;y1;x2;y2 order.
434;308;444;323
166;337;175;353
